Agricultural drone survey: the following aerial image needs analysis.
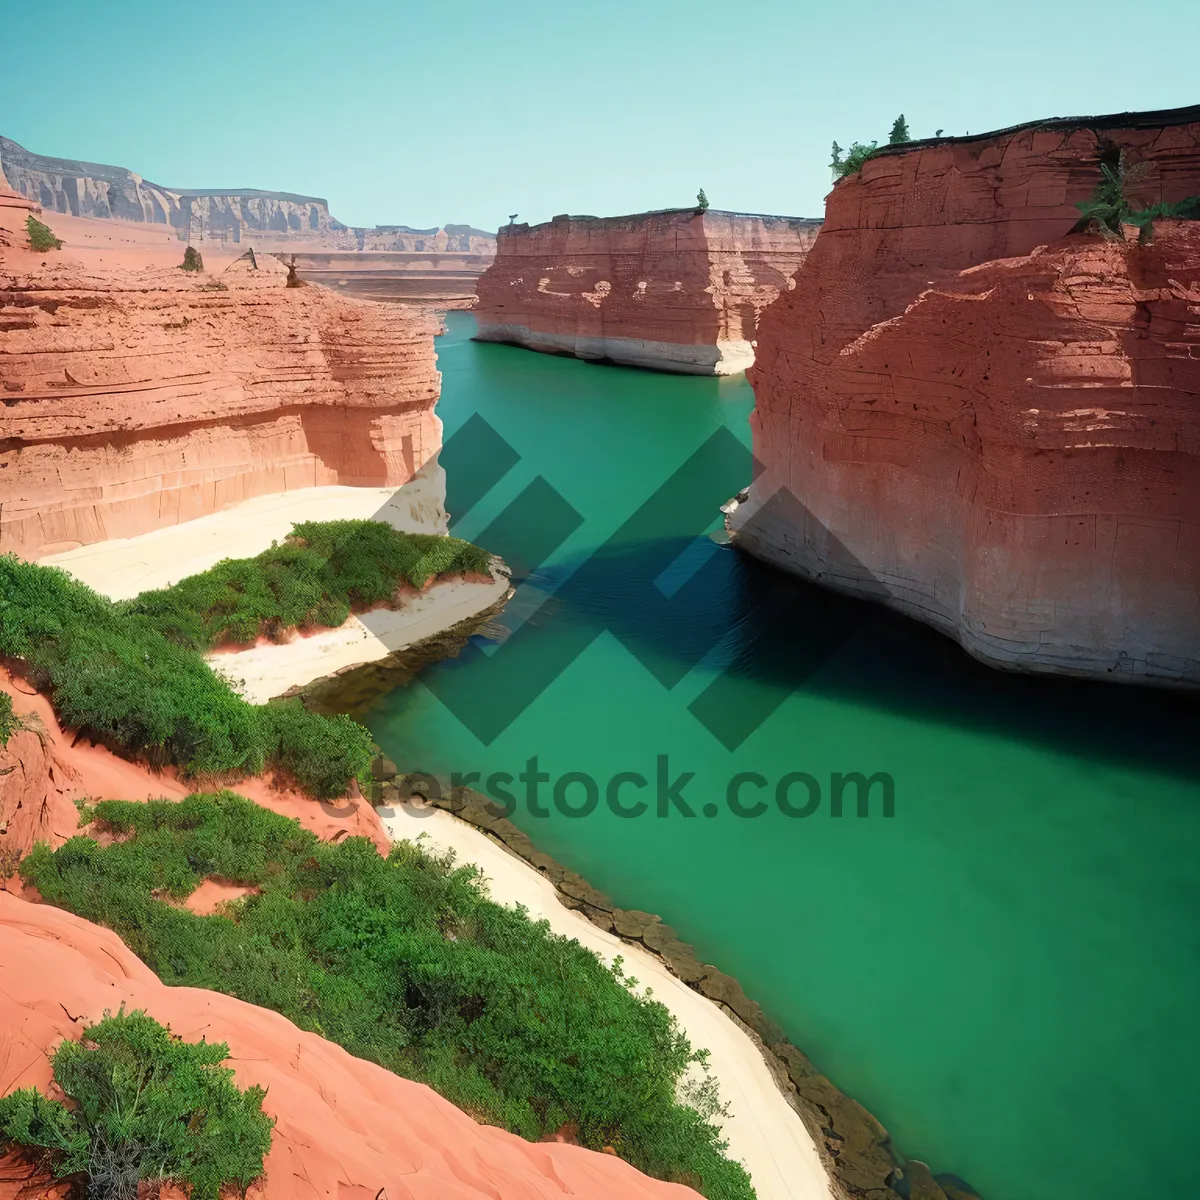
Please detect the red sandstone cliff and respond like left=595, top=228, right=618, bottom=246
left=473, top=209, right=822, bottom=374
left=731, top=106, right=1200, bottom=686
left=0, top=242, right=441, bottom=560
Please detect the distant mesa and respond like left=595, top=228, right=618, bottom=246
left=473, top=208, right=823, bottom=374
left=0, top=134, right=496, bottom=304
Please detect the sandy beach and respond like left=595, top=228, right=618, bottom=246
left=380, top=802, right=834, bottom=1200
left=40, top=473, right=447, bottom=601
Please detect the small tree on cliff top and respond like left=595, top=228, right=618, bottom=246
left=181, top=245, right=204, bottom=272
left=26, top=215, right=62, bottom=252
left=889, top=114, right=912, bottom=144
left=696, top=188, right=710, bottom=213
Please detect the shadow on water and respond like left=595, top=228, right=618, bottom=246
left=435, top=532, right=1200, bottom=786
left=426, top=312, right=1198, bottom=781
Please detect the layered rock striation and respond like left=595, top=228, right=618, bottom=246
left=473, top=209, right=822, bottom=373
left=0, top=253, right=441, bottom=559
left=731, top=105, right=1200, bottom=686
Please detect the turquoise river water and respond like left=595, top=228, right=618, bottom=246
left=368, top=312, right=1200, bottom=1200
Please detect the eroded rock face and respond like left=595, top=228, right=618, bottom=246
left=0, top=719, right=80, bottom=889
left=732, top=108, right=1200, bottom=686
left=0, top=172, right=39, bottom=251
left=0, top=255, right=441, bottom=559
left=473, top=209, right=822, bottom=374
left=0, top=896, right=700, bottom=1200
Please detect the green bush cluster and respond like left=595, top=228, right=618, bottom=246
left=1075, top=150, right=1200, bottom=239
left=0, top=1008, right=273, bottom=1200
left=26, top=215, right=62, bottom=252
left=125, top=520, right=493, bottom=652
left=830, top=113, right=914, bottom=179
left=0, top=690, right=20, bottom=747
left=22, top=793, right=753, bottom=1200
left=0, top=554, right=372, bottom=797
left=831, top=141, right=880, bottom=178
left=181, top=245, right=204, bottom=272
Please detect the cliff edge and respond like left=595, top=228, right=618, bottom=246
left=0, top=244, right=441, bottom=559
left=473, top=209, right=821, bottom=374
left=731, top=105, right=1200, bottom=686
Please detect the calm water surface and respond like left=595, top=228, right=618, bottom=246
left=368, top=312, right=1200, bottom=1200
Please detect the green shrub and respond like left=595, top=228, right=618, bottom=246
left=833, top=114, right=913, bottom=179
left=125, top=520, right=493, bottom=652
left=834, top=140, right=880, bottom=178
left=258, top=700, right=375, bottom=800
left=0, top=1008, right=273, bottom=1200
left=1075, top=150, right=1200, bottom=239
left=26, top=215, right=62, bottom=252
left=0, top=554, right=370, bottom=797
left=0, top=691, right=22, bottom=747
left=23, top=794, right=753, bottom=1200
left=181, top=245, right=204, bottom=272
left=696, top=188, right=710, bottom=213
left=0, top=520, right=490, bottom=797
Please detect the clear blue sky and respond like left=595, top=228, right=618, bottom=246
left=3, top=0, right=1196, bottom=232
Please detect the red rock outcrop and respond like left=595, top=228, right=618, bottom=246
left=731, top=106, right=1200, bottom=686
left=0, top=173, right=38, bottom=252
left=0, top=896, right=699, bottom=1200
left=473, top=209, right=822, bottom=373
left=0, top=248, right=441, bottom=560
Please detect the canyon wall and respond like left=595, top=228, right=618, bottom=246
left=0, top=248, right=441, bottom=560
left=473, top=209, right=822, bottom=373
left=731, top=105, right=1200, bottom=686
left=0, top=135, right=497, bottom=301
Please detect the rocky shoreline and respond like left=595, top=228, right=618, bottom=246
left=278, top=588, right=513, bottom=713
left=375, top=769, right=981, bottom=1200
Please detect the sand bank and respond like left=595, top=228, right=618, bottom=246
left=39, top=472, right=447, bottom=601
left=212, top=566, right=512, bottom=703
left=379, top=802, right=834, bottom=1200
left=35, top=474, right=513, bottom=705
